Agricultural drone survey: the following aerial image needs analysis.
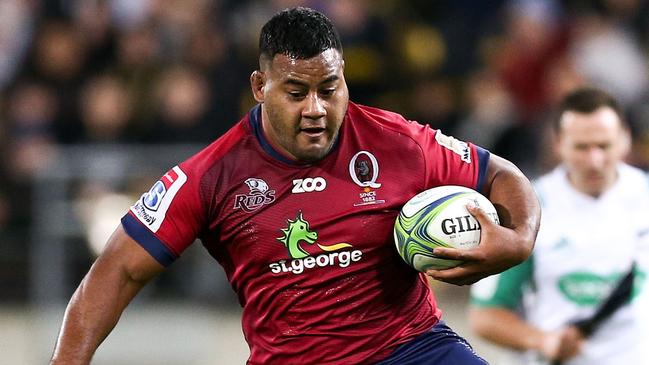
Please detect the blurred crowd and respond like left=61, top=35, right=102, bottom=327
left=2, top=0, right=649, bottom=303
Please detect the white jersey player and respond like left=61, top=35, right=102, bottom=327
left=469, top=87, right=649, bottom=365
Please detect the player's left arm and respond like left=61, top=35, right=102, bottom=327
left=427, top=153, right=541, bottom=285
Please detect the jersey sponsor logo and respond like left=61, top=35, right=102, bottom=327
left=131, top=166, right=187, bottom=232
left=234, top=178, right=276, bottom=212
left=558, top=271, right=646, bottom=305
left=435, top=131, right=471, bottom=163
left=269, top=211, right=363, bottom=274
left=292, top=177, right=327, bottom=193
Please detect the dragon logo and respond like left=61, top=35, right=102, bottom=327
left=277, top=212, right=353, bottom=259
left=278, top=212, right=319, bottom=259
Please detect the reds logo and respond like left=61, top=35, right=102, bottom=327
left=233, top=178, right=276, bottom=212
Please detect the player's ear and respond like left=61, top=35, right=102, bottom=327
left=250, top=70, right=266, bottom=103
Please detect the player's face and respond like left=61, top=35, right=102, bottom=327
left=252, top=49, right=349, bottom=163
left=557, top=107, right=629, bottom=197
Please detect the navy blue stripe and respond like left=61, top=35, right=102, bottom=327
left=121, top=214, right=177, bottom=267
left=475, top=146, right=490, bottom=192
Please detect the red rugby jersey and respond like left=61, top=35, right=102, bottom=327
left=122, top=101, right=489, bottom=364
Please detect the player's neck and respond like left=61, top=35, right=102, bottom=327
left=259, top=107, right=301, bottom=163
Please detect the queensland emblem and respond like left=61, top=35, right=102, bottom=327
left=233, top=178, right=276, bottom=212
left=349, top=151, right=381, bottom=188
left=349, top=151, right=385, bottom=206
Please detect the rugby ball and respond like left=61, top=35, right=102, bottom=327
left=394, top=185, right=500, bottom=271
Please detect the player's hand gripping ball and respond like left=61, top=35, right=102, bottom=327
left=394, top=185, right=500, bottom=271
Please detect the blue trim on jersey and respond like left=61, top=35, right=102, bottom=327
left=376, top=321, right=488, bottom=365
left=121, top=214, right=177, bottom=267
left=475, top=146, right=490, bottom=192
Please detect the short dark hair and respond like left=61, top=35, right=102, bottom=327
left=555, top=87, right=625, bottom=132
left=259, top=7, right=342, bottom=64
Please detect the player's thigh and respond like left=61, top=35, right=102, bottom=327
left=376, top=321, right=488, bottom=365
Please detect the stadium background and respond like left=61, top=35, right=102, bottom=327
left=1, top=0, right=649, bottom=363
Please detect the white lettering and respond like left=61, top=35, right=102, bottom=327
left=359, top=191, right=376, bottom=198
left=316, top=254, right=329, bottom=266
left=291, top=259, right=305, bottom=274
left=338, top=251, right=351, bottom=267
left=269, top=250, right=364, bottom=275
left=279, top=260, right=291, bottom=272
left=351, top=250, right=362, bottom=261
left=269, top=263, right=281, bottom=274
left=292, top=177, right=327, bottom=193
left=303, top=256, right=316, bottom=269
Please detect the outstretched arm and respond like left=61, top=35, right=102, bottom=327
left=50, top=225, right=164, bottom=365
left=469, top=307, right=584, bottom=361
left=427, top=154, right=541, bottom=285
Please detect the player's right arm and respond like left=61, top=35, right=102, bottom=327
left=49, top=225, right=165, bottom=365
